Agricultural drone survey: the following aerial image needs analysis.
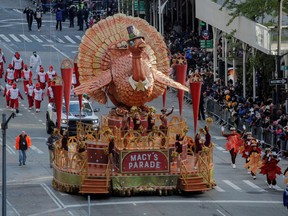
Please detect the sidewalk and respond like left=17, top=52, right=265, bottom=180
left=0, top=0, right=33, bottom=9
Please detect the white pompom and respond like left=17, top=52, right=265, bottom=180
left=243, top=125, right=246, bottom=130
left=221, top=126, right=224, bottom=132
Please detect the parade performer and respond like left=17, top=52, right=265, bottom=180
left=203, top=125, right=211, bottom=147
left=159, top=106, right=174, bottom=135
left=11, top=52, right=24, bottom=81
left=260, top=151, right=282, bottom=189
left=37, top=66, right=47, bottom=90
left=5, top=64, right=15, bottom=83
left=0, top=48, right=6, bottom=89
left=26, top=79, right=34, bottom=110
left=46, top=65, right=57, bottom=84
left=33, top=83, right=44, bottom=113
left=108, top=136, right=115, bottom=172
left=132, top=112, right=142, bottom=132
left=175, top=134, right=184, bottom=172
left=46, top=81, right=54, bottom=103
left=147, top=107, right=156, bottom=133
left=121, top=110, right=130, bottom=137
left=194, top=131, right=203, bottom=170
left=221, top=127, right=245, bottom=169
left=21, top=64, right=32, bottom=94
left=29, top=51, right=42, bottom=80
left=3, top=80, right=13, bottom=108
left=244, top=143, right=261, bottom=180
left=7, top=83, right=24, bottom=113
left=240, top=132, right=253, bottom=163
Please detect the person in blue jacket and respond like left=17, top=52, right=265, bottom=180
left=56, top=8, right=62, bottom=31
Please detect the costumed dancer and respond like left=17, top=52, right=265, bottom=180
left=159, top=106, right=174, bottom=135
left=0, top=48, right=6, bottom=90
left=46, top=81, right=54, bottom=103
left=3, top=80, right=13, bottom=108
left=194, top=131, right=203, bottom=170
left=132, top=112, right=142, bottom=132
left=37, top=66, right=47, bottom=90
left=221, top=126, right=245, bottom=169
left=260, top=150, right=282, bottom=189
left=147, top=107, right=156, bottom=133
left=26, top=79, right=34, bottom=110
left=121, top=110, right=129, bottom=137
left=46, top=65, right=57, bottom=84
left=33, top=83, right=44, bottom=113
left=203, top=125, right=211, bottom=148
left=5, top=64, right=16, bottom=83
left=21, top=64, right=32, bottom=94
left=11, top=52, right=24, bottom=81
left=175, top=134, right=184, bottom=172
left=240, top=132, right=253, bottom=164
left=7, top=83, right=24, bottom=113
left=108, top=136, right=115, bottom=172
left=244, top=142, right=262, bottom=180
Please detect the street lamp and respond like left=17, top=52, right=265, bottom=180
left=1, top=112, right=16, bottom=216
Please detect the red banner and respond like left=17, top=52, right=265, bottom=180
left=175, top=64, right=187, bottom=116
left=61, top=68, right=73, bottom=115
left=122, top=151, right=169, bottom=173
left=51, top=84, right=63, bottom=130
left=190, top=82, right=202, bottom=134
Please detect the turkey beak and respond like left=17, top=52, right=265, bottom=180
left=138, top=40, right=146, bottom=50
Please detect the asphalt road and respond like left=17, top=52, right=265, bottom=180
left=0, top=1, right=288, bottom=216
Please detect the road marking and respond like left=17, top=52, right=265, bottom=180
left=215, top=146, right=226, bottom=151
left=7, top=198, right=21, bottom=216
left=41, top=183, right=65, bottom=209
left=9, top=34, right=21, bottom=42
left=12, top=9, right=22, bottom=14
left=213, top=136, right=226, bottom=140
left=30, top=34, right=44, bottom=43
left=216, top=209, right=226, bottom=216
left=222, top=180, right=243, bottom=192
left=243, top=180, right=267, bottom=192
left=0, top=138, right=16, bottom=154
left=214, top=186, right=225, bottom=192
left=75, top=35, right=82, bottom=41
left=0, top=34, right=11, bottom=42
left=43, top=44, right=70, bottom=58
left=274, top=185, right=283, bottom=191
left=19, top=34, right=32, bottom=42
left=64, top=35, right=76, bottom=44
left=55, top=37, right=65, bottom=43
left=41, top=35, right=53, bottom=43
left=30, top=145, right=44, bottom=154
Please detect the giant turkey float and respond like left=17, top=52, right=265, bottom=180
left=51, top=13, right=215, bottom=196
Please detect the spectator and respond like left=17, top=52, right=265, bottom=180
left=56, top=8, right=63, bottom=31
left=23, top=6, right=34, bottom=31
left=34, top=6, right=43, bottom=31
left=15, top=131, right=32, bottom=166
left=68, top=4, right=76, bottom=28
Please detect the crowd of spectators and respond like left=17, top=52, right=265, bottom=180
left=164, top=23, right=288, bottom=155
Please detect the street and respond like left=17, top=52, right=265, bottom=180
left=0, top=1, right=288, bottom=216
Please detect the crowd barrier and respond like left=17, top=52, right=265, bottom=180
left=205, top=97, right=288, bottom=157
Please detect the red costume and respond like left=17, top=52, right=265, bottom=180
left=3, top=81, right=13, bottom=107
left=222, top=127, right=244, bottom=168
left=37, top=66, right=47, bottom=90
left=11, top=52, right=24, bottom=80
left=21, top=64, right=32, bottom=94
left=7, top=83, right=23, bottom=113
left=260, top=152, right=282, bottom=188
left=46, top=82, right=54, bottom=103
left=26, top=80, right=34, bottom=109
left=0, top=48, right=6, bottom=78
left=46, top=65, right=57, bottom=85
left=5, top=64, right=16, bottom=83
left=32, top=83, right=43, bottom=112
